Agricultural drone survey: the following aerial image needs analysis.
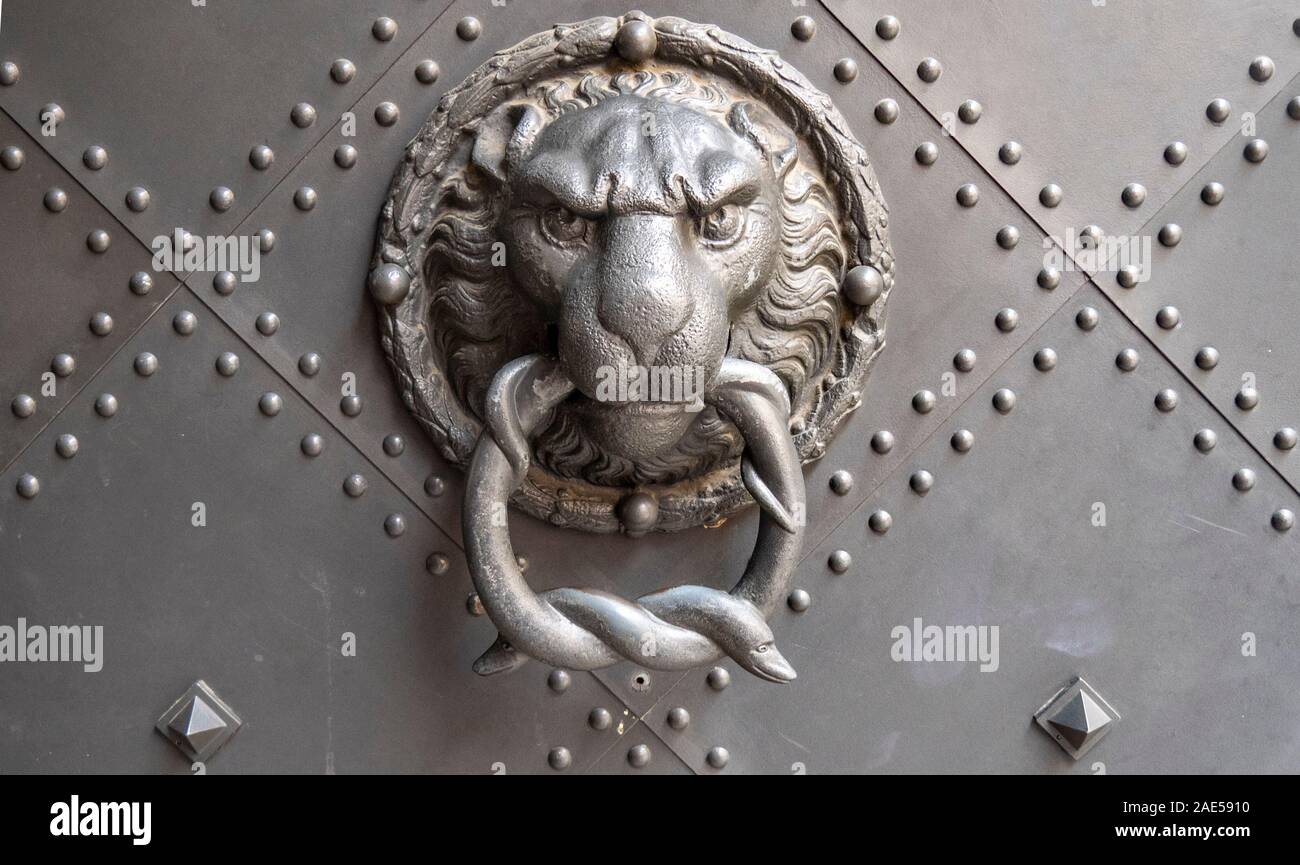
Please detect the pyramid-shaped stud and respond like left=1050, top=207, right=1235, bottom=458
left=1033, top=677, right=1119, bottom=760
left=156, top=680, right=242, bottom=764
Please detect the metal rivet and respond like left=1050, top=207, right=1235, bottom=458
left=589, top=707, right=613, bottom=730
left=547, top=669, right=571, bottom=692
left=298, top=352, right=321, bottom=377
left=368, top=263, right=411, bottom=306
left=83, top=144, right=107, bottom=171
left=466, top=593, right=484, bottom=616
left=1288, top=96, right=1300, bottom=120
left=1080, top=225, right=1103, bottom=249
left=996, top=225, right=1019, bottom=249
left=343, top=474, right=367, bottom=497
left=334, top=144, right=357, bottom=169
left=89, top=312, right=114, bottom=337
left=998, top=141, right=1022, bottom=165
left=791, top=16, right=816, bottom=41
left=1154, top=388, right=1178, bottom=412
left=957, top=99, right=982, bottom=124
left=1037, top=266, right=1061, bottom=290
left=829, top=470, right=853, bottom=495
left=833, top=58, right=858, bottom=83
left=12, top=394, right=36, bottom=418
left=706, top=747, right=730, bottom=769
left=43, top=187, right=68, bottom=212
left=1194, top=429, right=1217, bottom=452
left=1235, top=387, right=1259, bottom=410
left=667, top=707, right=690, bottom=730
left=1158, top=224, right=1182, bottom=247
left=55, top=434, right=79, bottom=459
left=1121, top=183, right=1146, bottom=208
left=871, top=430, right=894, bottom=454
left=951, top=428, right=974, bottom=452
left=1272, top=509, right=1295, bottom=532
left=992, top=388, right=1016, bottom=414
left=875, top=15, right=900, bottom=40
left=912, top=389, right=936, bottom=414
left=1249, top=56, right=1274, bottom=82
left=915, top=141, right=939, bottom=165
left=956, top=183, right=979, bottom=207
left=1164, top=141, right=1188, bottom=165
left=841, top=264, right=884, bottom=306
left=208, top=272, right=234, bottom=297
left=293, top=186, right=317, bottom=211
left=0, top=61, right=18, bottom=86
left=627, top=744, right=652, bottom=768
left=909, top=469, right=934, bottom=494
left=1033, top=348, right=1058, bottom=371
left=258, top=228, right=276, bottom=253
left=290, top=102, right=316, bottom=128
left=873, top=98, right=899, bottom=124
left=372, top=17, right=398, bottom=42
left=1201, top=182, right=1225, bottom=205
left=374, top=102, right=400, bottom=127
left=382, top=434, right=405, bottom=457
left=869, top=510, right=893, bottom=534
left=415, top=60, right=440, bottom=84
left=255, top=312, right=280, bottom=336
left=16, top=473, right=40, bottom=499
left=706, top=667, right=730, bottom=690
left=1273, top=428, right=1298, bottom=451
left=86, top=229, right=111, bottom=253
left=954, top=348, right=976, bottom=372
left=249, top=145, right=274, bottom=170
left=547, top=747, right=571, bottom=771
left=456, top=16, right=482, bottom=42
left=132, top=352, right=157, bottom=377
left=209, top=186, right=235, bottom=212
left=215, top=352, right=239, bottom=377
left=127, top=272, right=153, bottom=296
left=173, top=310, right=197, bottom=335
left=125, top=187, right=150, bottom=213
left=424, top=475, right=446, bottom=497
left=384, top=514, right=407, bottom=537
left=258, top=393, right=282, bottom=416
left=330, top=58, right=356, bottom=84
left=341, top=395, right=363, bottom=417
left=1232, top=468, right=1256, bottom=492
left=425, top=552, right=449, bottom=575
left=301, top=433, right=324, bottom=457
left=1116, top=348, right=1139, bottom=371
left=1194, top=346, right=1219, bottom=370
left=828, top=550, right=851, bottom=573
left=917, top=57, right=942, bottom=83
left=787, top=589, right=811, bottom=612
left=0, top=145, right=23, bottom=171
left=1039, top=184, right=1062, bottom=208
left=995, top=308, right=1019, bottom=332
left=51, top=353, right=76, bottom=377
left=1155, top=306, right=1180, bottom=330
left=1243, top=139, right=1268, bottom=163
left=94, top=393, right=118, bottom=417
left=1206, top=98, right=1231, bottom=123
left=1116, top=265, right=1140, bottom=289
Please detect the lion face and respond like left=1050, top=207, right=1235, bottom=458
left=480, top=95, right=783, bottom=461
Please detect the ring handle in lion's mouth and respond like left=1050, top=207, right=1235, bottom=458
left=462, top=354, right=806, bottom=682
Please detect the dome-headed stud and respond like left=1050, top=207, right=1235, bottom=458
left=842, top=264, right=884, bottom=306
left=618, top=491, right=659, bottom=536
left=369, top=263, right=411, bottom=305
left=615, top=19, right=657, bottom=63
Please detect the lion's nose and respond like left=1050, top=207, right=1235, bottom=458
left=595, top=215, right=698, bottom=366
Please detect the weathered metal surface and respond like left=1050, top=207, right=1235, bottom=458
left=1, top=0, right=1297, bottom=773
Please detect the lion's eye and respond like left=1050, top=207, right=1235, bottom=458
left=539, top=206, right=591, bottom=246
left=699, top=204, right=745, bottom=247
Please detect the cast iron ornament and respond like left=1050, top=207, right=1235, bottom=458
left=370, top=12, right=894, bottom=682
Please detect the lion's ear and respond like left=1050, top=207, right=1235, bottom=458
left=471, top=103, right=544, bottom=183
left=727, top=102, right=798, bottom=181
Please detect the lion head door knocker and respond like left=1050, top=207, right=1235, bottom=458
left=369, top=12, right=893, bottom=683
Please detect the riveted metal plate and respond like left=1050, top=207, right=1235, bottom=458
left=0, top=110, right=180, bottom=468
left=825, top=0, right=1300, bottom=248
left=641, top=284, right=1299, bottom=773
left=1096, top=82, right=1300, bottom=491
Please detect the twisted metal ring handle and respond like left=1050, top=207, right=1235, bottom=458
left=463, top=354, right=806, bottom=682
